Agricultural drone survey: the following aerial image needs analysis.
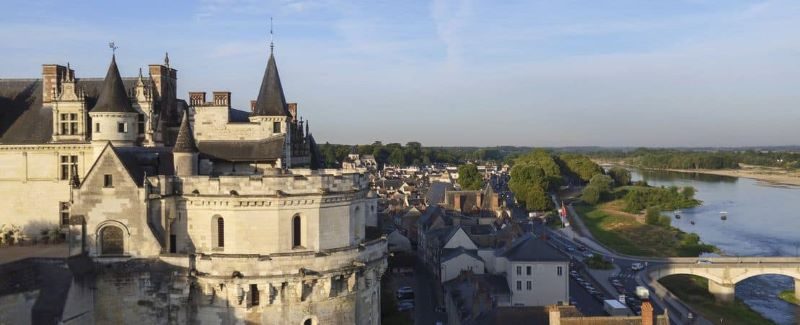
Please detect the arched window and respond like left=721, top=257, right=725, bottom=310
left=101, top=226, right=124, bottom=255
left=293, top=215, right=302, bottom=248
left=217, top=217, right=225, bottom=248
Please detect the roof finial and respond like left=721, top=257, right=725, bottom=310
left=108, top=41, right=118, bottom=56
left=164, top=52, right=170, bottom=68
left=270, top=17, right=274, bottom=54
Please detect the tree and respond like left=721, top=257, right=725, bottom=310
left=457, top=164, right=483, bottom=190
left=645, top=207, right=661, bottom=225
left=524, top=185, right=552, bottom=211
left=581, top=186, right=601, bottom=205
left=388, top=148, right=405, bottom=166
left=682, top=186, right=696, bottom=199
left=559, top=154, right=604, bottom=183
left=588, top=174, right=613, bottom=194
left=607, top=167, right=631, bottom=186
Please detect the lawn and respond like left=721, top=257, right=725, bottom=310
left=574, top=202, right=680, bottom=257
left=659, top=275, right=774, bottom=325
left=575, top=200, right=715, bottom=257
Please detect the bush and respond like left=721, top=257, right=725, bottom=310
left=585, top=255, right=613, bottom=270
left=581, top=186, right=601, bottom=205
left=645, top=207, right=661, bottom=225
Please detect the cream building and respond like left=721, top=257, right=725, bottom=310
left=0, top=48, right=386, bottom=325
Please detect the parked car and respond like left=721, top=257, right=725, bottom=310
left=630, top=263, right=644, bottom=271
left=583, top=252, right=594, bottom=258
left=397, top=302, right=414, bottom=312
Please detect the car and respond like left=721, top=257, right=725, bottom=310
left=397, top=302, right=414, bottom=312
left=577, top=245, right=587, bottom=252
left=610, top=279, right=622, bottom=286
left=566, top=246, right=576, bottom=252
left=583, top=252, right=594, bottom=258
left=398, top=299, right=415, bottom=306
left=630, top=263, right=644, bottom=271
left=570, top=271, right=579, bottom=277
left=697, top=259, right=712, bottom=264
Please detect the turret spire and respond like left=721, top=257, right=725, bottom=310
left=270, top=17, right=274, bottom=54
left=90, top=54, right=135, bottom=113
left=173, top=110, right=198, bottom=153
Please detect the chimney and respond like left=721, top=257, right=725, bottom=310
left=641, top=299, right=656, bottom=325
left=189, top=92, right=206, bottom=106
left=212, top=91, right=231, bottom=107
left=475, top=193, right=483, bottom=210
left=250, top=100, right=257, bottom=113
left=287, top=102, right=298, bottom=121
left=453, top=194, right=462, bottom=212
left=42, top=64, right=67, bottom=103
left=548, top=305, right=562, bottom=325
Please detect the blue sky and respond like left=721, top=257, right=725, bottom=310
left=2, top=0, right=799, bottom=147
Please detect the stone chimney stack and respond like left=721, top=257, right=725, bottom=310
left=212, top=91, right=231, bottom=108
left=641, top=299, right=656, bottom=325
left=189, top=92, right=206, bottom=106
left=287, top=102, right=298, bottom=122
left=453, top=194, right=462, bottom=212
left=42, top=64, right=67, bottom=103
left=250, top=100, right=257, bottom=113
left=548, top=305, right=562, bottom=325
left=475, top=193, right=483, bottom=210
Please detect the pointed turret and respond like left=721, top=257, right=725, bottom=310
left=173, top=111, right=199, bottom=176
left=91, top=55, right=135, bottom=113
left=173, top=111, right=197, bottom=153
left=252, top=53, right=289, bottom=116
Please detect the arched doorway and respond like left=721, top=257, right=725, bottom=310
left=101, top=226, right=124, bottom=255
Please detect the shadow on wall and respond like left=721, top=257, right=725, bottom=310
left=20, top=219, right=62, bottom=242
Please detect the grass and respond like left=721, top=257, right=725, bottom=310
left=574, top=200, right=715, bottom=257
left=779, top=290, right=798, bottom=305
left=659, top=275, right=774, bottom=325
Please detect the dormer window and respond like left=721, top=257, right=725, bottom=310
left=117, top=122, right=127, bottom=133
left=273, top=122, right=281, bottom=133
left=95, top=123, right=100, bottom=133
left=59, top=113, right=78, bottom=135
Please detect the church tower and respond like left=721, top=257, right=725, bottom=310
left=89, top=55, right=139, bottom=157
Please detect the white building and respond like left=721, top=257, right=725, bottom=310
left=1, top=46, right=387, bottom=325
left=497, top=235, right=569, bottom=306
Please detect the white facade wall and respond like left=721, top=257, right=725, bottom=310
left=506, top=261, right=569, bottom=306
left=440, top=254, right=485, bottom=283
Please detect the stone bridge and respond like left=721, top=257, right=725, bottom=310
left=647, top=257, right=800, bottom=302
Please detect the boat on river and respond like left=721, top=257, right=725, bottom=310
left=720, top=211, right=728, bottom=220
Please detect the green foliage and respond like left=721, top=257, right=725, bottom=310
left=457, top=164, right=483, bottom=190
left=523, top=185, right=552, bottom=211
left=588, top=174, right=613, bottom=193
left=645, top=207, right=661, bottom=225
left=622, top=186, right=700, bottom=213
left=607, top=167, right=631, bottom=186
left=388, top=148, right=406, bottom=166
left=585, top=255, right=614, bottom=270
left=675, top=232, right=715, bottom=256
left=559, top=154, right=604, bottom=183
left=581, top=186, right=601, bottom=205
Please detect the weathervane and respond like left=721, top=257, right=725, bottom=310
left=108, top=41, right=118, bottom=55
left=270, top=17, right=274, bottom=53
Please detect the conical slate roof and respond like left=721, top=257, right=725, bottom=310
left=91, top=55, right=135, bottom=113
left=173, top=111, right=197, bottom=153
left=252, top=53, right=289, bottom=116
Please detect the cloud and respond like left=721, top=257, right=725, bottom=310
left=430, top=0, right=473, bottom=67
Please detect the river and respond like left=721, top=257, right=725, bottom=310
left=630, top=169, right=800, bottom=325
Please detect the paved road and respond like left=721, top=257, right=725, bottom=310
left=412, top=261, right=446, bottom=325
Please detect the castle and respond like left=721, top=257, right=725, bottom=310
left=0, top=48, right=387, bottom=324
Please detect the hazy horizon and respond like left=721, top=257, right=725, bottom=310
left=2, top=0, right=799, bottom=147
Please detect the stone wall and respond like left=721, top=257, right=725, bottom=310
left=0, top=145, right=92, bottom=237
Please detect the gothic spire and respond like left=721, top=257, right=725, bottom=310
left=90, top=54, right=135, bottom=113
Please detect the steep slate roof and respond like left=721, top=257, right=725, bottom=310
left=113, top=146, right=175, bottom=186
left=197, top=136, right=285, bottom=162
left=173, top=111, right=197, bottom=153
left=441, top=246, right=483, bottom=263
left=0, top=79, right=51, bottom=144
left=90, top=55, right=136, bottom=113
left=252, top=54, right=289, bottom=116
left=502, top=234, right=569, bottom=262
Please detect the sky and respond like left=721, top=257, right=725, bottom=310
left=1, top=0, right=799, bottom=147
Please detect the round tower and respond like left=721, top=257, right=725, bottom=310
left=89, top=55, right=139, bottom=155
left=173, top=111, right=198, bottom=176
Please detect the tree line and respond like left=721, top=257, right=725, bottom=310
left=589, top=148, right=800, bottom=170
left=318, top=142, right=536, bottom=168
left=509, top=150, right=604, bottom=211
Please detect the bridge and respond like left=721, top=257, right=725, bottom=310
left=646, top=257, right=800, bottom=303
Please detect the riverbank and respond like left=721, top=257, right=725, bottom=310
left=658, top=275, right=774, bottom=325
left=660, top=165, right=800, bottom=187
left=574, top=201, right=714, bottom=257
left=778, top=290, right=798, bottom=305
